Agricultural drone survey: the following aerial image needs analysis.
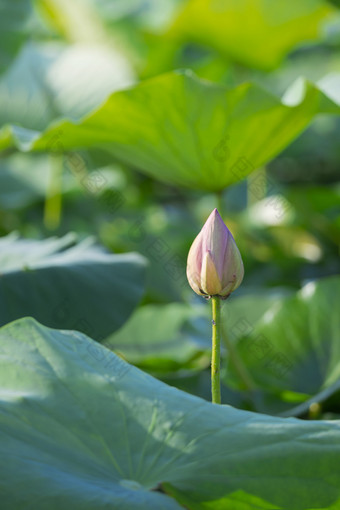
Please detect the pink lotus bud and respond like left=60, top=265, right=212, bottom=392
left=187, top=208, right=244, bottom=299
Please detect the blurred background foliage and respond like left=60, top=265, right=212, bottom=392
left=0, top=0, right=339, bottom=418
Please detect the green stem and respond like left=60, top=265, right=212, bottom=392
left=211, top=296, right=221, bottom=404
left=44, top=154, right=63, bottom=230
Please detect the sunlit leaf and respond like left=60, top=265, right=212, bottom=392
left=1, top=71, right=339, bottom=191
left=171, top=0, right=337, bottom=70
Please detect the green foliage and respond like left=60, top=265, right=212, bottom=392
left=0, top=234, right=147, bottom=339
left=0, top=0, right=33, bottom=74
left=2, top=317, right=340, bottom=509
left=0, top=153, right=51, bottom=209
left=0, top=42, right=134, bottom=131
left=171, top=0, right=336, bottom=70
left=1, top=72, right=339, bottom=191
left=1, top=1, right=340, bottom=505
left=226, top=276, right=340, bottom=409
left=104, top=303, right=210, bottom=371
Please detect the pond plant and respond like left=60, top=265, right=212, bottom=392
left=187, top=208, right=244, bottom=403
left=1, top=1, right=340, bottom=509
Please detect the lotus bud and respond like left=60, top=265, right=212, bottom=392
left=187, top=208, right=244, bottom=299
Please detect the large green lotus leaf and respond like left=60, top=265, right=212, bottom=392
left=1, top=71, right=340, bottom=191
left=171, top=0, right=337, bottom=70
left=226, top=276, right=340, bottom=402
left=104, top=303, right=211, bottom=370
left=1, top=318, right=340, bottom=509
left=0, top=234, right=146, bottom=339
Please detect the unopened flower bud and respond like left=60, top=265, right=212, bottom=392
left=187, top=208, right=244, bottom=299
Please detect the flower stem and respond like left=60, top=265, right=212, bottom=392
left=211, top=296, right=221, bottom=404
left=44, top=154, right=63, bottom=230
